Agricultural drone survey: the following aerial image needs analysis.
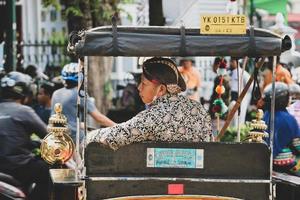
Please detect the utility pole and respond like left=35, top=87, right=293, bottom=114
left=149, top=0, right=165, bottom=26
left=5, top=0, right=16, bottom=72
left=249, top=0, right=254, bottom=25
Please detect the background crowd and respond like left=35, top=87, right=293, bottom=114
left=1, top=55, right=300, bottom=199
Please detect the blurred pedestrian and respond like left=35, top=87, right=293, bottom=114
left=24, top=64, right=49, bottom=81
left=34, top=82, right=55, bottom=123
left=51, top=62, right=116, bottom=143
left=262, top=56, right=294, bottom=89
left=24, top=65, right=38, bottom=79
left=229, top=57, right=252, bottom=126
left=178, top=57, right=201, bottom=102
left=51, top=75, right=64, bottom=91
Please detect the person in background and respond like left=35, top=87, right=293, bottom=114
left=24, top=64, right=49, bottom=81
left=262, top=57, right=294, bottom=90
left=178, top=57, right=201, bottom=102
left=24, top=65, right=50, bottom=106
left=0, top=72, right=49, bottom=200
left=257, top=57, right=295, bottom=110
left=51, top=75, right=64, bottom=91
left=87, top=57, right=212, bottom=150
left=229, top=57, right=252, bottom=126
left=263, top=82, right=300, bottom=175
left=51, top=62, right=116, bottom=143
left=34, top=82, right=55, bottom=124
left=287, top=83, right=300, bottom=128
left=24, top=65, right=38, bottom=79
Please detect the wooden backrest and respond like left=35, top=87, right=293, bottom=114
left=85, top=142, right=270, bottom=179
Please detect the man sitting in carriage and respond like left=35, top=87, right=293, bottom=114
left=87, top=57, right=213, bottom=150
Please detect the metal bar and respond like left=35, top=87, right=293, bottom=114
left=5, top=0, right=16, bottom=71
left=88, top=176, right=271, bottom=184
left=269, top=56, right=277, bottom=199
left=83, top=56, right=88, bottom=176
left=236, top=59, right=241, bottom=142
left=237, top=57, right=248, bottom=142
left=75, top=60, right=82, bottom=180
left=273, top=172, right=300, bottom=186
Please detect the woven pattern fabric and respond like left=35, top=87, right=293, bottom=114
left=87, top=94, right=212, bottom=150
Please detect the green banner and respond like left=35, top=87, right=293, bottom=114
left=253, top=0, right=288, bottom=16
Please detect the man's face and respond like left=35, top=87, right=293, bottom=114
left=138, top=75, right=161, bottom=104
left=182, top=60, right=193, bottom=68
left=212, top=62, right=220, bottom=73
left=37, top=88, right=50, bottom=106
left=230, top=59, right=238, bottom=70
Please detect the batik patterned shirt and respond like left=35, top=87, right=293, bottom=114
left=87, top=93, right=212, bottom=150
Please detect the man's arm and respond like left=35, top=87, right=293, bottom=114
left=84, top=96, right=116, bottom=127
left=22, top=106, right=48, bottom=138
left=89, top=110, right=116, bottom=127
left=87, top=109, right=158, bottom=150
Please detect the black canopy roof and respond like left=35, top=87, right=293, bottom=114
left=68, top=26, right=291, bottom=57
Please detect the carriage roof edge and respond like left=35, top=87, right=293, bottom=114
left=68, top=25, right=292, bottom=58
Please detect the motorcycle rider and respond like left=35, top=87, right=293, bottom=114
left=51, top=63, right=115, bottom=143
left=0, top=71, right=49, bottom=200
left=263, top=82, right=300, bottom=174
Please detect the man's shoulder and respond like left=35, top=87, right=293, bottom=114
left=277, top=111, right=298, bottom=125
left=179, top=95, right=207, bottom=110
left=52, top=87, right=76, bottom=99
left=53, top=87, right=67, bottom=94
left=6, top=103, right=35, bottom=116
left=19, top=104, right=36, bottom=113
left=52, top=88, right=62, bottom=96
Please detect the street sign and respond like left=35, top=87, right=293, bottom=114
left=200, top=14, right=247, bottom=35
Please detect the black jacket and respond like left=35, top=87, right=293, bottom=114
left=0, top=101, right=47, bottom=170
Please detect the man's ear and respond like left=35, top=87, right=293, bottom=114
left=22, top=96, right=29, bottom=105
left=157, top=84, right=167, bottom=96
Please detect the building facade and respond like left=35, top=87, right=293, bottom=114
left=20, top=0, right=68, bottom=73
left=0, top=0, right=68, bottom=73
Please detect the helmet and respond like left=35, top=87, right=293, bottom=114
left=263, top=82, right=289, bottom=110
left=0, top=71, right=32, bottom=98
left=289, top=83, right=300, bottom=97
left=288, top=83, right=300, bottom=103
left=61, top=63, right=79, bottom=82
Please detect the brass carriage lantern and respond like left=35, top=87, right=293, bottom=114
left=247, top=109, right=269, bottom=143
left=40, top=103, right=75, bottom=165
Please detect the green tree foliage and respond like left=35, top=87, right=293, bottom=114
left=43, top=0, right=62, bottom=10
left=42, top=0, right=134, bottom=113
left=42, top=0, right=133, bottom=30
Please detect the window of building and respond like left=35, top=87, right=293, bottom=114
left=41, top=10, right=46, bottom=22
left=123, top=57, right=134, bottom=72
left=41, top=28, right=46, bottom=38
left=50, top=10, right=57, bottom=22
left=52, top=28, right=56, bottom=34
left=62, top=27, right=67, bottom=36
